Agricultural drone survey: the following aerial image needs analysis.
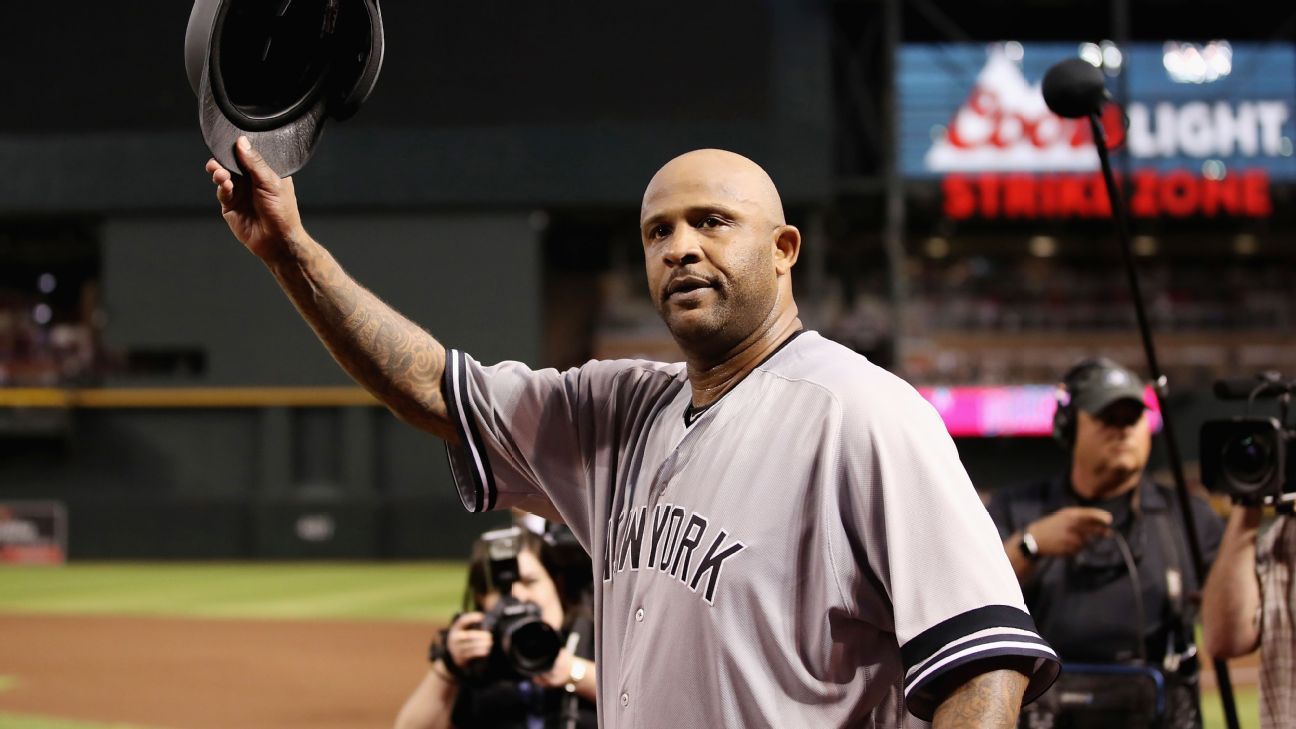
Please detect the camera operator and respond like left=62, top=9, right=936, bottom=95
left=394, top=527, right=597, bottom=729
left=986, top=358, right=1224, bottom=728
left=1202, top=503, right=1295, bottom=728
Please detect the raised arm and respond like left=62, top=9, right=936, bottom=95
left=205, top=137, right=457, bottom=441
left=1201, top=505, right=1263, bottom=659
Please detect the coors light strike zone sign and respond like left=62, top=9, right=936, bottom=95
left=899, top=43, right=1296, bottom=220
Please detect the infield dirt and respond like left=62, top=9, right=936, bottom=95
left=0, top=613, right=437, bottom=729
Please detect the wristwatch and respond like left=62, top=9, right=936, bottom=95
left=1018, top=530, right=1041, bottom=561
left=565, top=658, right=588, bottom=693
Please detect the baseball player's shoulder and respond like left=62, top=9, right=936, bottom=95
left=575, top=356, right=685, bottom=381
left=570, top=356, right=687, bottom=398
left=759, top=330, right=937, bottom=423
left=472, top=353, right=684, bottom=393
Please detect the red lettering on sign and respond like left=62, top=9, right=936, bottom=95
left=1056, top=176, right=1088, bottom=217
left=941, top=169, right=1272, bottom=219
left=1003, top=175, right=1036, bottom=217
left=1242, top=170, right=1272, bottom=216
left=1100, top=105, right=1126, bottom=150
left=943, top=85, right=1125, bottom=153
left=943, top=175, right=976, bottom=219
left=947, top=89, right=997, bottom=149
left=1199, top=175, right=1238, bottom=216
left=1159, top=170, right=1198, bottom=217
left=1129, top=171, right=1158, bottom=217
left=977, top=174, right=1001, bottom=217
left=1087, top=175, right=1113, bottom=217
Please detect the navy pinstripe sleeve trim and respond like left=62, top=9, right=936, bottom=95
left=901, top=605, right=1060, bottom=720
left=443, top=349, right=497, bottom=512
left=901, top=604, right=1038, bottom=668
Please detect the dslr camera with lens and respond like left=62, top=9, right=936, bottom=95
left=464, top=526, right=564, bottom=680
left=1199, top=374, right=1296, bottom=510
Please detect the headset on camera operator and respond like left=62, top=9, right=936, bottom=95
left=986, top=358, right=1224, bottom=729
left=394, top=524, right=597, bottom=729
left=1201, top=374, right=1296, bottom=729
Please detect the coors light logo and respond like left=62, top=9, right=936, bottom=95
left=925, top=50, right=1126, bottom=173
left=926, top=47, right=1282, bottom=219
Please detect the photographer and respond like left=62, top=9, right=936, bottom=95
left=394, top=527, right=597, bottom=729
left=1202, top=505, right=1294, bottom=728
left=986, top=358, right=1224, bottom=728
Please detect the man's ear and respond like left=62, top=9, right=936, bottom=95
left=772, top=225, right=801, bottom=275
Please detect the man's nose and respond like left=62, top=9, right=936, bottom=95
left=662, top=227, right=702, bottom=267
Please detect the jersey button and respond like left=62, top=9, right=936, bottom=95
left=620, top=692, right=629, bottom=707
left=635, top=608, right=645, bottom=622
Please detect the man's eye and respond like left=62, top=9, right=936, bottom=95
left=650, top=225, right=670, bottom=239
left=699, top=216, right=723, bottom=228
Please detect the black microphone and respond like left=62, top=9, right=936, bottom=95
left=1042, top=57, right=1111, bottom=118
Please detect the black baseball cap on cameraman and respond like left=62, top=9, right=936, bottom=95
left=1055, top=358, right=1148, bottom=447
left=1069, top=359, right=1147, bottom=417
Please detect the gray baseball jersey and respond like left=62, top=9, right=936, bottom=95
left=444, top=330, right=1059, bottom=728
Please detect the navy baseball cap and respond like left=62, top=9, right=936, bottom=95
left=1069, top=360, right=1147, bottom=414
left=185, top=0, right=384, bottom=177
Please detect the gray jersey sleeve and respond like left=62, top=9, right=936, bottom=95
left=441, top=348, right=680, bottom=548
left=839, top=376, right=1060, bottom=720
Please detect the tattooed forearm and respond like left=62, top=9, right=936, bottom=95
left=932, top=668, right=1027, bottom=729
left=269, top=233, right=457, bottom=441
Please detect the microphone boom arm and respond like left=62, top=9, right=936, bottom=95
left=1087, top=112, right=1242, bottom=729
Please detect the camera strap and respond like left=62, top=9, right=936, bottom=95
left=1147, top=508, right=1195, bottom=674
left=1110, top=526, right=1148, bottom=664
left=433, top=621, right=474, bottom=682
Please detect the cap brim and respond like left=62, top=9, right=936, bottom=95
left=198, top=57, right=327, bottom=178
left=1075, top=387, right=1147, bottom=414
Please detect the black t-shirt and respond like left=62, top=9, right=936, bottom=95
left=1082, top=491, right=1132, bottom=531
left=451, top=677, right=597, bottom=729
left=986, top=476, right=1224, bottom=666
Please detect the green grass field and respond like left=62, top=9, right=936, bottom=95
left=0, top=562, right=466, bottom=622
left=0, top=713, right=162, bottom=729
left=1202, top=686, right=1261, bottom=729
left=0, top=563, right=1263, bottom=729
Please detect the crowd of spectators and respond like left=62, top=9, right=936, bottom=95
left=824, top=255, right=1296, bottom=388
left=0, top=280, right=105, bottom=387
left=911, top=257, right=1294, bottom=334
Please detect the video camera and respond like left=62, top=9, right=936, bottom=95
left=1199, top=373, right=1296, bottom=510
left=466, top=526, right=564, bottom=680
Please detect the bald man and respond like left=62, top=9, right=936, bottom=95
left=206, top=143, right=1058, bottom=728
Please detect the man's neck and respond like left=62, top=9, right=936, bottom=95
left=685, top=310, right=802, bottom=408
left=1070, top=462, right=1142, bottom=502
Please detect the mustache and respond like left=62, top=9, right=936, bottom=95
left=660, top=271, right=720, bottom=301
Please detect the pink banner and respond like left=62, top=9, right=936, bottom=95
left=917, top=385, right=1163, bottom=438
